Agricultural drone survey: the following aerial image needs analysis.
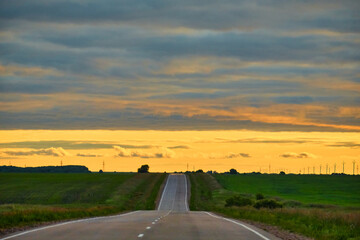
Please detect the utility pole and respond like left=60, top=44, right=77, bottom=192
left=342, top=161, right=345, bottom=174
left=103, top=161, right=105, bottom=172
left=187, top=163, right=189, bottom=172
left=326, top=163, right=328, bottom=175
left=269, top=164, right=271, bottom=174
left=353, top=161, right=356, bottom=175
left=313, top=166, right=315, bottom=174
left=334, top=163, right=336, bottom=174
left=320, top=164, right=322, bottom=175
left=308, top=167, right=310, bottom=174
left=61, top=160, right=63, bottom=167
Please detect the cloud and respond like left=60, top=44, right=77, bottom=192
left=209, top=152, right=251, bottom=159
left=215, top=138, right=318, bottom=144
left=327, top=142, right=360, bottom=148
left=168, top=145, right=190, bottom=149
left=2, top=109, right=356, bottom=132
left=0, top=141, right=155, bottom=149
left=280, top=152, right=317, bottom=159
left=225, top=153, right=251, bottom=158
left=0, top=0, right=358, bottom=33
left=76, top=153, right=103, bottom=157
left=3, top=147, right=69, bottom=157
left=113, top=146, right=175, bottom=158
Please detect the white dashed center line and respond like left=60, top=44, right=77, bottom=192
left=146, top=226, right=151, bottom=230
left=138, top=233, right=144, bottom=238
left=152, top=222, right=155, bottom=224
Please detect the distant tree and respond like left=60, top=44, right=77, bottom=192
left=279, top=171, right=285, bottom=175
left=0, top=165, right=90, bottom=173
left=229, top=168, right=238, bottom=174
left=196, top=169, right=204, bottom=173
left=99, top=169, right=103, bottom=173
left=138, top=164, right=149, bottom=173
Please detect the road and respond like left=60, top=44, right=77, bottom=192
left=1, top=174, right=280, bottom=240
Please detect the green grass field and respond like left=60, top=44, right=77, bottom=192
left=0, top=173, right=133, bottom=205
left=189, top=173, right=360, bottom=240
left=214, top=174, right=360, bottom=207
left=0, top=173, right=166, bottom=234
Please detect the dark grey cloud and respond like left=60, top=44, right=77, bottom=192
left=19, top=29, right=357, bottom=63
left=0, top=110, right=353, bottom=132
left=0, top=0, right=359, bottom=131
left=0, top=80, right=68, bottom=94
left=1, top=0, right=359, bottom=33
left=273, top=96, right=314, bottom=104
left=153, top=79, right=303, bottom=94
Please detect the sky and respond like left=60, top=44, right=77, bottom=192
left=0, top=0, right=359, bottom=172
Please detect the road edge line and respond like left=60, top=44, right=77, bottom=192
left=203, top=211, right=271, bottom=240
left=157, top=174, right=170, bottom=210
left=184, top=174, right=189, bottom=211
left=0, top=211, right=141, bottom=240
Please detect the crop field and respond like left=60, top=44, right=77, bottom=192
left=214, top=174, right=360, bottom=207
left=189, top=173, right=360, bottom=240
left=0, top=173, right=166, bottom=234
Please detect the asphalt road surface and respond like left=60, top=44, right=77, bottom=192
left=1, top=174, right=280, bottom=240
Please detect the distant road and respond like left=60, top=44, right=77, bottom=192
left=1, top=174, right=280, bottom=240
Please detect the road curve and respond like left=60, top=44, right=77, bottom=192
left=1, top=174, right=280, bottom=240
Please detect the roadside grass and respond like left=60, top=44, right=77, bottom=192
left=0, top=173, right=166, bottom=234
left=189, top=173, right=360, bottom=240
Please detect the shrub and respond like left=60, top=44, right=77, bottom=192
left=225, top=195, right=253, bottom=207
left=254, top=199, right=282, bottom=209
left=255, top=193, right=264, bottom=200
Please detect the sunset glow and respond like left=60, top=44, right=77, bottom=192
left=1, top=130, right=359, bottom=173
